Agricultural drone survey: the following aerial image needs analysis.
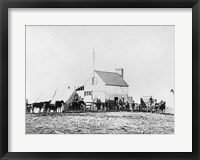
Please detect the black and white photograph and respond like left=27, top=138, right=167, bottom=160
left=26, top=25, right=175, bottom=134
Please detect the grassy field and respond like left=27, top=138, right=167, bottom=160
left=26, top=112, right=174, bottom=134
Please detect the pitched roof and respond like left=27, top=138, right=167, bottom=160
left=95, top=70, right=129, bottom=87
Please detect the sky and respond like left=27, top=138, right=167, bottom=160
left=26, top=25, right=174, bottom=108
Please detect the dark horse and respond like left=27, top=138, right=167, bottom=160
left=55, top=100, right=64, bottom=113
left=31, top=102, right=44, bottom=113
left=159, top=101, right=166, bottom=113
left=43, top=100, right=64, bottom=113
left=155, top=101, right=166, bottom=114
left=43, top=101, right=55, bottom=113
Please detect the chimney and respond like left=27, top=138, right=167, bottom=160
left=115, top=68, right=124, bottom=79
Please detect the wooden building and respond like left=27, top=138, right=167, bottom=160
left=76, top=69, right=129, bottom=103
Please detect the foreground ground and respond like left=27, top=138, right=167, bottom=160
left=26, top=112, right=174, bottom=134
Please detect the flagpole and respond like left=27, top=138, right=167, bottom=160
left=92, top=48, right=95, bottom=101
left=93, top=48, right=95, bottom=78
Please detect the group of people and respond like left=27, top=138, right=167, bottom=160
left=116, top=99, right=131, bottom=111
left=93, top=98, right=133, bottom=111
left=93, top=97, right=165, bottom=113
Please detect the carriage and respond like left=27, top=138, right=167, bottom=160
left=139, top=96, right=165, bottom=113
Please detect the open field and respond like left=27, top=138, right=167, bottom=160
left=26, top=112, right=174, bottom=134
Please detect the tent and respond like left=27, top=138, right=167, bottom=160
left=65, top=90, right=82, bottom=104
left=63, top=90, right=83, bottom=112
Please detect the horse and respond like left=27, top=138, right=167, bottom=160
left=43, top=101, right=56, bottom=113
left=55, top=100, right=64, bottom=113
left=159, top=101, right=166, bottom=113
left=31, top=102, right=45, bottom=113
left=155, top=101, right=166, bottom=114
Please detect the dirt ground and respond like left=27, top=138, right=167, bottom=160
left=26, top=112, right=174, bottom=134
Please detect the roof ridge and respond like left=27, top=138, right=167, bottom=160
left=94, top=70, right=118, bottom=74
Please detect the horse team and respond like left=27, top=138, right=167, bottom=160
left=134, top=101, right=166, bottom=113
left=26, top=100, right=65, bottom=113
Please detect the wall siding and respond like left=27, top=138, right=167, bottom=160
left=84, top=72, right=105, bottom=102
left=105, top=85, right=128, bottom=101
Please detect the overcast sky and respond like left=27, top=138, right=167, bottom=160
left=26, top=25, right=174, bottom=107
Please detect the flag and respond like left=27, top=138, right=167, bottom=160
left=170, top=89, right=174, bottom=94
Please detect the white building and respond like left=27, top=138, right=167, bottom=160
left=76, top=69, right=129, bottom=103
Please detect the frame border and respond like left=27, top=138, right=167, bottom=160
left=0, top=0, right=199, bottom=159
